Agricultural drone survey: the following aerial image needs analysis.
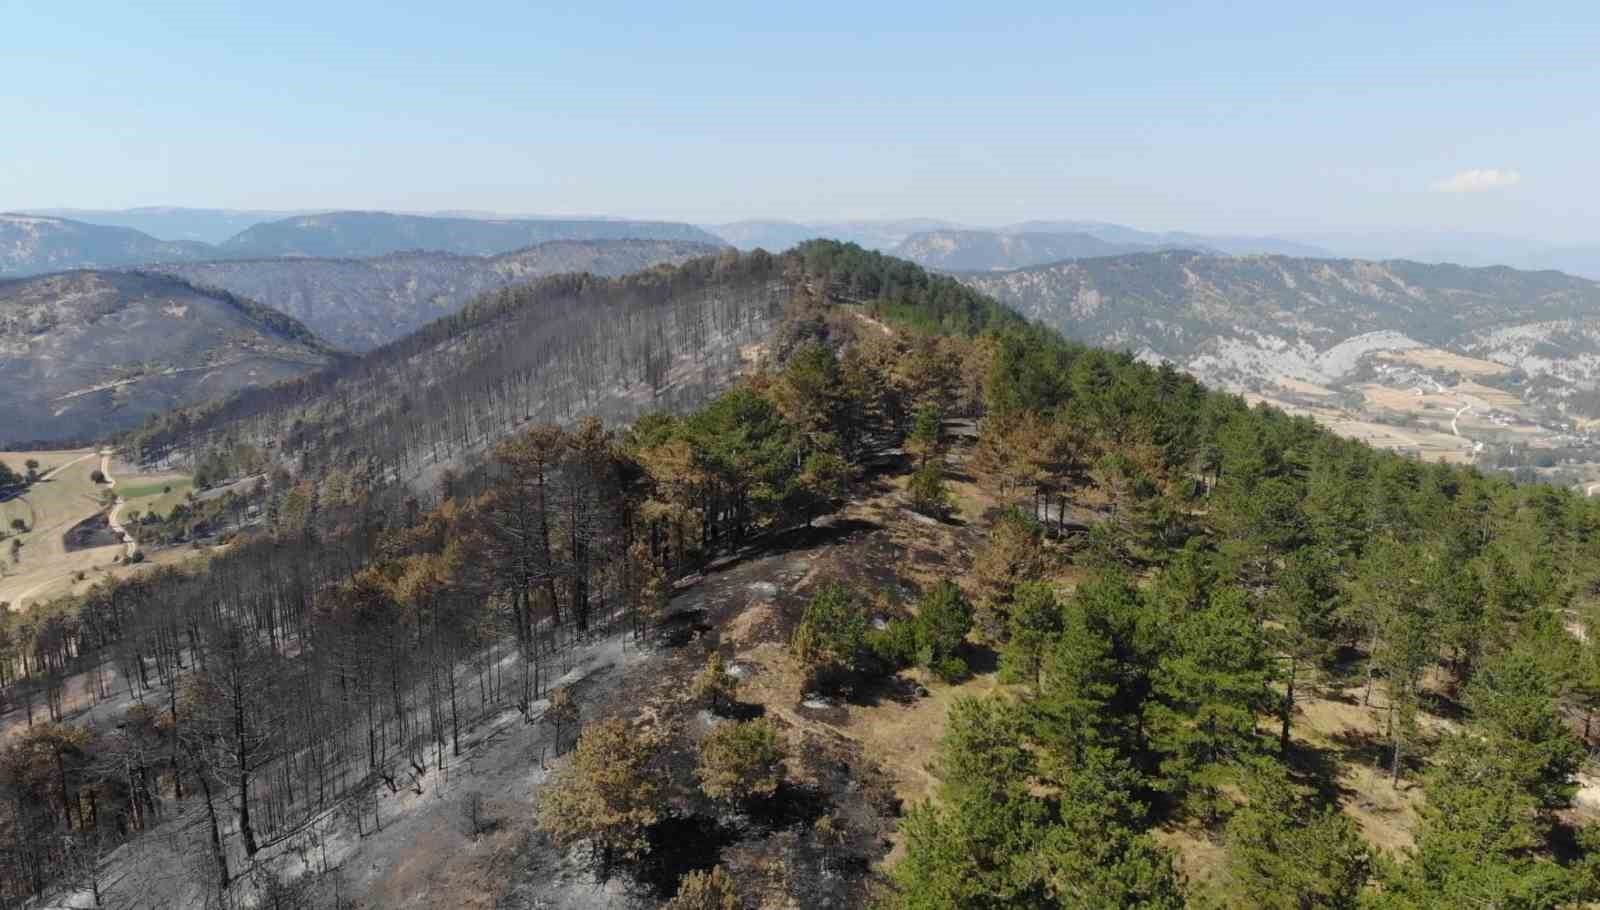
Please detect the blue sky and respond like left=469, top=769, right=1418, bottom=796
left=3, top=1, right=1596, bottom=240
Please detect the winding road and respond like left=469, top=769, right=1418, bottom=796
left=100, top=451, right=138, bottom=560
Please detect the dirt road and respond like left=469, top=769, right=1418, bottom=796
left=101, top=450, right=138, bottom=560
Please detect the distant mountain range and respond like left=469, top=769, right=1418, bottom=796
left=24, top=209, right=1600, bottom=278
left=705, top=219, right=1330, bottom=270
left=3, top=211, right=728, bottom=277
left=892, top=229, right=1194, bottom=271
left=27, top=207, right=306, bottom=244
left=219, top=211, right=726, bottom=258
left=151, top=239, right=724, bottom=351
left=705, top=219, right=1600, bottom=279
left=0, top=271, right=334, bottom=445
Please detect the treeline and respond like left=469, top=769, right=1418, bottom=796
left=4, top=241, right=1599, bottom=906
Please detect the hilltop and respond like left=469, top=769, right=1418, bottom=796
left=0, top=213, right=213, bottom=276
left=0, top=270, right=334, bottom=446
left=152, top=239, right=725, bottom=350
left=222, top=211, right=727, bottom=258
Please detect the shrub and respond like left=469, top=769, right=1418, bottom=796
left=867, top=619, right=919, bottom=670
left=538, top=718, right=661, bottom=869
left=907, top=460, right=951, bottom=517
left=792, top=583, right=868, bottom=692
left=914, top=581, right=973, bottom=674
left=666, top=865, right=739, bottom=910
left=691, top=652, right=740, bottom=714
left=869, top=582, right=975, bottom=682
left=697, top=718, right=786, bottom=806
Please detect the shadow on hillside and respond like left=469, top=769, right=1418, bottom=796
left=846, top=673, right=923, bottom=709
left=701, top=517, right=881, bottom=579
left=656, top=608, right=713, bottom=648
left=746, top=780, right=830, bottom=832
left=1284, top=741, right=1352, bottom=810
left=636, top=813, right=740, bottom=899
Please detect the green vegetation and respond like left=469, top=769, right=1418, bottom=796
left=118, top=477, right=194, bottom=519
left=871, top=581, right=975, bottom=682
left=792, top=583, right=870, bottom=693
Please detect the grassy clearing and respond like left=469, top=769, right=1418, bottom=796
left=119, top=476, right=193, bottom=519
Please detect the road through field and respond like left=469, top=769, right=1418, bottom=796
left=101, top=450, right=138, bottom=559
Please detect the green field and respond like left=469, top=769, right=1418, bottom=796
left=119, top=477, right=194, bottom=520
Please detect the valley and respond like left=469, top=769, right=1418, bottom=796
left=0, top=270, right=335, bottom=445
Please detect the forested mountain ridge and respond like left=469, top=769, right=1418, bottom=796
left=220, top=210, right=727, bottom=258
left=0, top=270, right=335, bottom=446
left=124, top=249, right=797, bottom=478
left=10, top=241, right=1600, bottom=909
left=0, top=213, right=213, bottom=276
left=148, top=239, right=725, bottom=351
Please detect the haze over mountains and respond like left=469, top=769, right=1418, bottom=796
left=0, top=214, right=214, bottom=276
left=2, top=210, right=726, bottom=277
left=703, top=218, right=1600, bottom=278
left=19, top=207, right=1600, bottom=279
left=0, top=270, right=333, bottom=445
left=218, top=211, right=724, bottom=258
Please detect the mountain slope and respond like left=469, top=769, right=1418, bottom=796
left=891, top=229, right=1172, bottom=270
left=126, top=249, right=794, bottom=478
left=961, top=251, right=1600, bottom=415
left=0, top=271, right=335, bottom=445
left=151, top=239, right=724, bottom=350
left=222, top=211, right=726, bottom=258
left=1, top=214, right=213, bottom=276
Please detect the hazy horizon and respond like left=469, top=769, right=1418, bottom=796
left=6, top=3, right=1598, bottom=244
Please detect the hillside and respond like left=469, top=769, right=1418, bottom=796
left=124, top=248, right=806, bottom=478
left=0, top=213, right=212, bottom=276
left=151, top=239, right=725, bottom=350
left=0, top=270, right=334, bottom=446
left=222, top=211, right=726, bottom=258
left=12, top=242, right=1600, bottom=910
left=963, top=251, right=1600, bottom=473
left=891, top=228, right=1172, bottom=270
